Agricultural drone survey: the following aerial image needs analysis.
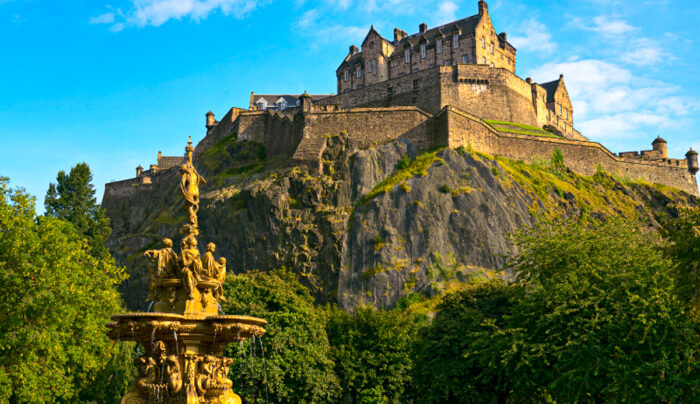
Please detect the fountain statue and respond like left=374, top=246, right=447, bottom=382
left=107, top=138, right=267, bottom=404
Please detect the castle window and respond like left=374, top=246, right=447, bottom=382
left=405, top=49, right=410, bottom=63
left=444, top=59, right=451, bottom=65
left=356, top=66, right=362, bottom=77
left=453, top=34, right=459, bottom=48
left=490, top=62, right=494, bottom=67
left=482, top=57, right=486, bottom=64
left=462, top=55, right=468, bottom=63
left=482, top=37, right=485, bottom=48
left=437, top=38, right=443, bottom=54
left=490, top=43, right=494, bottom=55
left=421, top=43, right=426, bottom=58
left=344, top=70, right=349, bottom=81
left=368, top=60, right=374, bottom=74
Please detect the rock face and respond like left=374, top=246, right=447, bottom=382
left=103, top=135, right=698, bottom=311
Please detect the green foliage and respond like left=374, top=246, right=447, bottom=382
left=361, top=148, right=445, bottom=204
left=222, top=269, right=341, bottom=403
left=0, top=177, right=134, bottom=402
left=505, top=218, right=699, bottom=401
left=44, top=162, right=112, bottom=259
left=663, top=206, right=700, bottom=318
left=490, top=166, right=499, bottom=177
left=396, top=154, right=410, bottom=170
left=326, top=305, right=426, bottom=403
left=483, top=119, right=559, bottom=138
left=413, top=280, right=521, bottom=403
left=200, top=133, right=266, bottom=175
left=550, top=147, right=565, bottom=169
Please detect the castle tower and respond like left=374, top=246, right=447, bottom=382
left=299, top=90, right=312, bottom=115
left=652, top=136, right=668, bottom=159
left=687, top=148, right=699, bottom=175
left=206, top=110, right=216, bottom=129
left=135, top=165, right=143, bottom=177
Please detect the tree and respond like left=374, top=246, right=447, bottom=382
left=326, top=305, right=425, bottom=403
left=413, top=280, right=520, bottom=404
left=45, top=162, right=111, bottom=258
left=222, top=269, right=341, bottom=403
left=663, top=206, right=700, bottom=318
left=504, top=218, right=700, bottom=402
left=0, top=177, right=134, bottom=402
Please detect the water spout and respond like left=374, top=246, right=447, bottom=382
left=218, top=303, right=224, bottom=315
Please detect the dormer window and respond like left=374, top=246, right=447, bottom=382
left=453, top=34, right=459, bottom=48
left=421, top=43, right=426, bottom=58
left=256, top=99, right=267, bottom=110
left=405, top=49, right=410, bottom=63
left=276, top=98, right=287, bottom=110
left=356, top=66, right=362, bottom=77
left=490, top=43, right=494, bottom=55
left=482, top=37, right=485, bottom=48
left=437, top=38, right=443, bottom=54
left=344, top=70, right=349, bottom=81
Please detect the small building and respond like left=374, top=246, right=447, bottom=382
left=249, top=92, right=331, bottom=111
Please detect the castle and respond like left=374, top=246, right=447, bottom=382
left=106, top=0, right=699, bottom=197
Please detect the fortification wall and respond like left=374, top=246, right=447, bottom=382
left=442, top=64, right=539, bottom=127
left=443, top=107, right=699, bottom=195
left=194, top=108, right=243, bottom=157
left=316, top=68, right=443, bottom=114
left=291, top=107, right=436, bottom=164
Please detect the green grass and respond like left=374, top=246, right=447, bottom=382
left=360, top=148, right=445, bottom=205
left=483, top=119, right=560, bottom=138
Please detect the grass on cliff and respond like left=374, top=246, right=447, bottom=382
left=360, top=148, right=445, bottom=205
left=484, top=119, right=560, bottom=138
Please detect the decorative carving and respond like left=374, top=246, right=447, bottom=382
left=179, top=137, right=206, bottom=227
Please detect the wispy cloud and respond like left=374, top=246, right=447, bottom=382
left=528, top=58, right=697, bottom=142
left=509, top=18, right=556, bottom=53
left=435, top=1, right=458, bottom=25
left=90, top=0, right=264, bottom=30
left=579, top=15, right=635, bottom=36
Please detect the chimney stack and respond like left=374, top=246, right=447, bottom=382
left=349, top=45, right=359, bottom=55
left=478, top=0, right=488, bottom=16
left=419, top=23, right=427, bottom=33
left=394, top=28, right=407, bottom=43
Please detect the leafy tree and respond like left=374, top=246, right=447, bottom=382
left=0, top=177, right=135, bottom=402
left=505, top=218, right=700, bottom=402
left=45, top=162, right=111, bottom=258
left=222, top=269, right=341, bottom=403
left=663, top=206, right=700, bottom=318
left=413, top=280, right=520, bottom=404
left=326, top=305, right=425, bottom=403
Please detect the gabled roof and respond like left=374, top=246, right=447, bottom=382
left=395, top=15, right=479, bottom=48
left=251, top=94, right=330, bottom=107
left=158, top=156, right=185, bottom=169
left=540, top=80, right=560, bottom=103
left=362, top=25, right=392, bottom=46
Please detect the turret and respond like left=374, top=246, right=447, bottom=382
left=299, top=90, right=312, bottom=115
left=686, top=148, right=698, bottom=175
left=136, top=165, right=143, bottom=177
left=652, top=136, right=668, bottom=159
left=206, top=111, right=216, bottom=129
left=157, top=151, right=162, bottom=165
left=479, top=0, right=488, bottom=16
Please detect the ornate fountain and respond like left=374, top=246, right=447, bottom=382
left=107, top=138, right=266, bottom=404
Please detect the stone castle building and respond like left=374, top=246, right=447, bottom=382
left=105, top=0, right=699, bottom=198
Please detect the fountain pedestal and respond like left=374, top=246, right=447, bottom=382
left=106, top=138, right=266, bottom=404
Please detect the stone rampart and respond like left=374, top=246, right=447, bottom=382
left=291, top=106, right=436, bottom=165
left=442, top=107, right=699, bottom=195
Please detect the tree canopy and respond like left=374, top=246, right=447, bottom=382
left=0, top=177, right=134, bottom=402
left=45, top=162, right=111, bottom=259
left=222, top=268, right=341, bottom=403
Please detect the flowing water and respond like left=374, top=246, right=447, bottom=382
left=173, top=330, right=179, bottom=355
left=147, top=301, right=154, bottom=312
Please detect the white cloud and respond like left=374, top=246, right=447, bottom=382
left=89, top=12, right=116, bottom=25
left=588, top=15, right=635, bottom=36
left=509, top=18, right=556, bottom=54
left=91, top=0, right=263, bottom=30
left=435, top=1, right=458, bottom=26
left=528, top=59, right=696, bottom=141
left=621, top=42, right=667, bottom=66
left=297, top=9, right=318, bottom=29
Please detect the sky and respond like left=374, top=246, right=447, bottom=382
left=2, top=0, right=699, bottom=210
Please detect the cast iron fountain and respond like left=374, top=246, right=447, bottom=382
left=106, top=138, right=266, bottom=404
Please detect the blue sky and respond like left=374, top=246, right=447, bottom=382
left=2, top=0, right=699, bottom=209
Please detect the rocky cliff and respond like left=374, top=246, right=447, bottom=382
left=103, top=133, right=698, bottom=311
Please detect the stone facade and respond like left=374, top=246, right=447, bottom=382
left=105, top=0, right=698, bottom=198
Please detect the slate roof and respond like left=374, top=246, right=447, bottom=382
left=540, top=80, right=560, bottom=103
left=250, top=94, right=330, bottom=109
left=396, top=15, right=480, bottom=49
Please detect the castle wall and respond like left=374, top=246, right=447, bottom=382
left=443, top=107, right=699, bottom=195
left=194, top=107, right=244, bottom=157
left=291, top=107, right=436, bottom=164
